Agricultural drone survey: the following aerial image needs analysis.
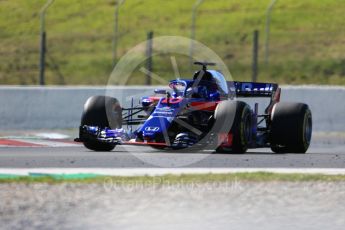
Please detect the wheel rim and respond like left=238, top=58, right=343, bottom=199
left=304, top=112, right=312, bottom=145
left=243, top=113, right=252, bottom=143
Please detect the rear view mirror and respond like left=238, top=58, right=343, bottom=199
left=154, top=89, right=167, bottom=94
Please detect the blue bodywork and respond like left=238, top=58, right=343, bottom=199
left=138, top=97, right=183, bottom=141
left=78, top=69, right=279, bottom=148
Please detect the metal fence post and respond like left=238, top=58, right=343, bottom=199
left=146, top=31, right=153, bottom=85
left=189, top=0, right=204, bottom=65
left=39, top=31, right=46, bottom=85
left=112, top=0, right=125, bottom=67
left=39, top=0, right=55, bottom=86
left=252, top=30, right=259, bottom=82
left=264, top=0, right=278, bottom=65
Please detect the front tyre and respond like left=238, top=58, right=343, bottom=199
left=270, top=102, right=312, bottom=153
left=83, top=140, right=116, bottom=152
left=80, top=95, right=122, bottom=151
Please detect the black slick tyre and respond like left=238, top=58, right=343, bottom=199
left=80, top=95, right=122, bottom=151
left=214, top=100, right=252, bottom=153
left=270, top=102, right=312, bottom=153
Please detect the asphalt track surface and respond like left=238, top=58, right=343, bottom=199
left=0, top=143, right=344, bottom=168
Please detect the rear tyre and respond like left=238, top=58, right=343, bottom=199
left=270, top=102, right=312, bottom=153
left=214, top=101, right=252, bottom=153
left=80, top=95, right=122, bottom=151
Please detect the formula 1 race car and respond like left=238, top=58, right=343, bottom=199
left=75, top=62, right=312, bottom=153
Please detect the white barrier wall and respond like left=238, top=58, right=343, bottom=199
left=279, top=86, right=345, bottom=132
left=0, top=85, right=344, bottom=131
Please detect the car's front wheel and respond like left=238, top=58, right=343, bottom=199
left=80, top=95, right=122, bottom=151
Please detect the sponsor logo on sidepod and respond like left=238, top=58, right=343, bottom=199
left=145, top=127, right=160, bottom=132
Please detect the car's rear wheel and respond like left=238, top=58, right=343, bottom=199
left=214, top=100, right=252, bottom=153
left=80, top=95, right=122, bottom=151
left=270, top=102, right=312, bottom=153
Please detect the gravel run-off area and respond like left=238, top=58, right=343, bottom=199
left=1, top=181, right=345, bottom=230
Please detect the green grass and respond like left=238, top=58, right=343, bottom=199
left=0, top=0, right=345, bottom=85
left=1, top=172, right=345, bottom=184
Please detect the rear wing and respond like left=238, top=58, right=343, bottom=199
left=228, top=81, right=279, bottom=98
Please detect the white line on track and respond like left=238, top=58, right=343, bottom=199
left=1, top=168, right=345, bottom=176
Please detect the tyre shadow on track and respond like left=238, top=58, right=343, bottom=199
left=107, top=148, right=287, bottom=155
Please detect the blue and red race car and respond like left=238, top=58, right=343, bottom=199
left=75, top=62, right=312, bottom=153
